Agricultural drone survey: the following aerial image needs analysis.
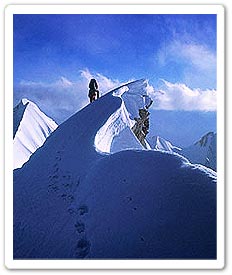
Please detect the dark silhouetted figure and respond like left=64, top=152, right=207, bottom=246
left=88, top=79, right=99, bottom=103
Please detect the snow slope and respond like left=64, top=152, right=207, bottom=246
left=14, top=80, right=216, bottom=259
left=13, top=98, right=58, bottom=169
left=77, top=150, right=216, bottom=259
left=181, top=132, right=217, bottom=171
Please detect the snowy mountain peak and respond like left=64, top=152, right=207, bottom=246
left=21, top=98, right=31, bottom=105
left=195, top=131, right=216, bottom=147
left=13, top=99, right=58, bottom=169
left=147, top=135, right=181, bottom=153
left=181, top=132, right=216, bottom=171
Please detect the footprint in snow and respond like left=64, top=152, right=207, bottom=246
left=78, top=205, right=89, bottom=216
left=140, top=236, right=145, bottom=242
left=75, top=239, right=91, bottom=258
left=126, top=196, right=132, bottom=202
left=75, top=222, right=85, bottom=233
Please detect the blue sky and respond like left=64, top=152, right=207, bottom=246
left=13, top=14, right=217, bottom=145
left=14, top=14, right=216, bottom=87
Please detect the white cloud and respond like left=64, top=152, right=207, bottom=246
left=158, top=40, right=216, bottom=70
left=157, top=40, right=216, bottom=89
left=15, top=68, right=216, bottom=125
left=15, top=69, right=121, bottom=124
left=180, top=43, right=216, bottom=71
left=153, top=79, right=217, bottom=111
left=145, top=82, right=156, bottom=98
left=80, top=68, right=120, bottom=93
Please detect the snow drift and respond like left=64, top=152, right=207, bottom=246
left=13, top=99, right=58, bottom=169
left=13, top=80, right=216, bottom=259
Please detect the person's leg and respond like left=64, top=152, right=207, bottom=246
left=91, top=94, right=96, bottom=102
left=96, top=90, right=99, bottom=99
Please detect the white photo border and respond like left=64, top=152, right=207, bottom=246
left=5, top=4, right=225, bottom=270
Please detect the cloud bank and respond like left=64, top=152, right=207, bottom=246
left=14, top=69, right=216, bottom=124
left=150, top=79, right=217, bottom=111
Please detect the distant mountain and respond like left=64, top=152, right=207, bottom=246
left=14, top=80, right=216, bottom=259
left=181, top=132, right=216, bottom=171
left=147, top=135, right=181, bottom=154
left=13, top=98, right=58, bottom=169
left=148, top=109, right=216, bottom=148
left=147, top=133, right=216, bottom=171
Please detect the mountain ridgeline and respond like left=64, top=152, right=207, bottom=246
left=147, top=133, right=216, bottom=171
left=13, top=98, right=58, bottom=169
left=13, top=80, right=216, bottom=259
left=181, top=132, right=216, bottom=171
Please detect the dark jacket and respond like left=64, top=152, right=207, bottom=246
left=89, top=79, right=98, bottom=90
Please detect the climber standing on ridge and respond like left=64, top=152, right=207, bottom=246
left=88, top=78, right=100, bottom=103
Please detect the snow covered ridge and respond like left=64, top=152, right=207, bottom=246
left=94, top=79, right=152, bottom=153
left=147, top=135, right=182, bottom=153
left=14, top=80, right=216, bottom=259
left=13, top=98, right=58, bottom=169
